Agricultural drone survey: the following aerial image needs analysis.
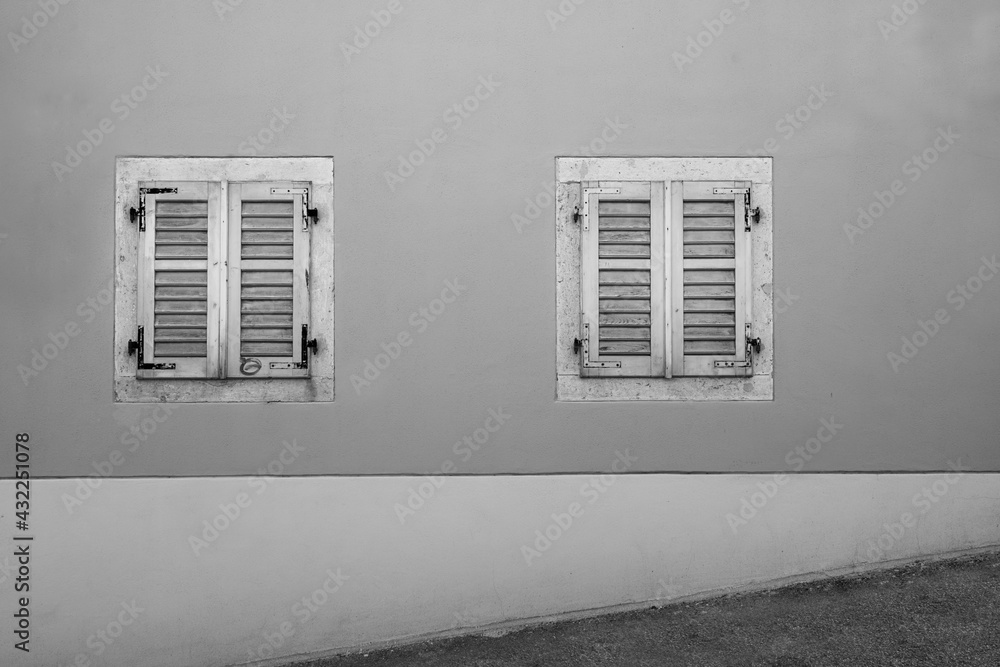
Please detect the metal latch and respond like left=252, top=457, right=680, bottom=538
left=130, top=187, right=178, bottom=232
left=270, top=188, right=318, bottom=230
left=269, top=325, right=318, bottom=370
left=127, top=326, right=176, bottom=370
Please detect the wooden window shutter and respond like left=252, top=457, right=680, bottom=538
left=226, top=182, right=312, bottom=378
left=669, top=181, right=753, bottom=377
left=136, top=181, right=221, bottom=379
left=579, top=181, right=667, bottom=378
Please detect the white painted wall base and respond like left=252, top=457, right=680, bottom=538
left=4, top=473, right=999, bottom=667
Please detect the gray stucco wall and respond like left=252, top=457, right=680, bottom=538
left=1, top=0, right=998, bottom=476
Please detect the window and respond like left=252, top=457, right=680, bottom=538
left=556, top=157, right=772, bottom=401
left=115, top=158, right=334, bottom=403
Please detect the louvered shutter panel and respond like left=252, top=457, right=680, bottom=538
left=579, top=181, right=666, bottom=377
left=226, top=182, right=311, bottom=378
left=670, top=181, right=752, bottom=376
left=137, top=181, right=221, bottom=379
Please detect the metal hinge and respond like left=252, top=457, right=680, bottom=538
left=581, top=188, right=620, bottom=231
left=579, top=322, right=621, bottom=369
left=270, top=187, right=318, bottom=231
left=130, top=187, right=178, bottom=232
left=714, top=324, right=761, bottom=371
left=127, top=326, right=176, bottom=370
left=713, top=186, right=759, bottom=232
left=269, top=325, right=318, bottom=370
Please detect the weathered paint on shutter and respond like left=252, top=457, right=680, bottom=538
left=580, top=181, right=667, bottom=377
left=137, top=181, right=221, bottom=379
left=670, top=181, right=751, bottom=376
left=226, top=182, right=311, bottom=378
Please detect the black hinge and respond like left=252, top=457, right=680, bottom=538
left=270, top=188, right=318, bottom=230
left=714, top=325, right=761, bottom=371
left=743, top=190, right=760, bottom=232
left=128, top=326, right=176, bottom=370
left=270, top=325, right=318, bottom=370
left=130, top=187, right=178, bottom=232
left=713, top=187, right=759, bottom=232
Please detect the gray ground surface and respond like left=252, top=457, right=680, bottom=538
left=291, top=550, right=1000, bottom=667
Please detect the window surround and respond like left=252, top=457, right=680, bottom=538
left=114, top=156, right=334, bottom=403
left=555, top=156, right=773, bottom=401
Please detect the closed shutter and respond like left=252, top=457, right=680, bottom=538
left=226, top=182, right=312, bottom=378
left=579, top=181, right=666, bottom=377
left=669, top=181, right=752, bottom=376
left=137, top=181, right=221, bottom=379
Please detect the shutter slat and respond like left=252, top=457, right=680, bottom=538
left=155, top=314, right=208, bottom=327
left=155, top=342, right=208, bottom=357
left=599, top=285, right=651, bottom=298
left=599, top=341, right=650, bottom=355
left=599, top=270, right=650, bottom=285
left=600, top=327, right=651, bottom=340
left=155, top=271, right=207, bottom=285
left=684, top=284, right=735, bottom=297
left=683, top=216, right=733, bottom=230
left=242, top=230, right=294, bottom=244
left=683, top=201, right=734, bottom=216
left=241, top=313, right=294, bottom=327
left=241, top=342, right=293, bottom=356
left=153, top=328, right=206, bottom=341
left=683, top=269, right=734, bottom=284
left=597, top=216, right=650, bottom=230
left=155, top=285, right=208, bottom=299
left=685, top=312, right=736, bottom=325
left=599, top=313, right=651, bottom=327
